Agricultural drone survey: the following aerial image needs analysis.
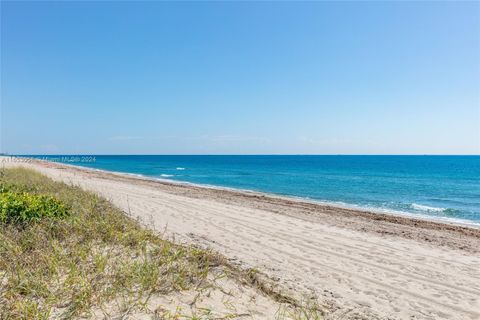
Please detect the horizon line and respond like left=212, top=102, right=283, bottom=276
left=6, top=153, right=480, bottom=157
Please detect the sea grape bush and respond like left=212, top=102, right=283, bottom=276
left=0, top=189, right=69, bottom=223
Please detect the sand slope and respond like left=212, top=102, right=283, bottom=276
left=3, top=158, right=480, bottom=320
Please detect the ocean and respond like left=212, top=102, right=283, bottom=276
left=24, top=155, right=480, bottom=225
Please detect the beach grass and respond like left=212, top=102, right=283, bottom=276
left=0, top=167, right=323, bottom=319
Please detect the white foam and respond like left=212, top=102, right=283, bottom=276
left=176, top=167, right=186, bottom=170
left=160, top=174, right=174, bottom=178
left=411, top=203, right=446, bottom=212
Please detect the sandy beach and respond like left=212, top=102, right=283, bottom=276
left=2, top=157, right=480, bottom=320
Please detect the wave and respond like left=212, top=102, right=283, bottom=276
left=411, top=203, right=448, bottom=213
left=160, top=174, right=174, bottom=178
left=176, top=167, right=186, bottom=170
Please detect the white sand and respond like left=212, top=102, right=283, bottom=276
left=3, top=158, right=480, bottom=320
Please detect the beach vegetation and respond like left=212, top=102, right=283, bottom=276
left=0, top=190, right=69, bottom=223
left=0, top=168, right=324, bottom=319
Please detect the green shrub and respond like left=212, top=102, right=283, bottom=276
left=0, top=190, right=69, bottom=223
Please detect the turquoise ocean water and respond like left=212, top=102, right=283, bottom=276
left=24, top=155, right=480, bottom=225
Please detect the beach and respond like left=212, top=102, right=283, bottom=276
left=2, top=157, right=480, bottom=320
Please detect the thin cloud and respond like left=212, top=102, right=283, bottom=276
left=108, top=136, right=144, bottom=141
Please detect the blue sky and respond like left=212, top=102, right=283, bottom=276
left=1, top=1, right=479, bottom=155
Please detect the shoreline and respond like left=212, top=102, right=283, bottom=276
left=2, top=156, right=479, bottom=230
left=2, top=156, right=479, bottom=251
left=119, top=171, right=480, bottom=229
left=83, top=165, right=480, bottom=248
left=2, top=156, right=480, bottom=319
